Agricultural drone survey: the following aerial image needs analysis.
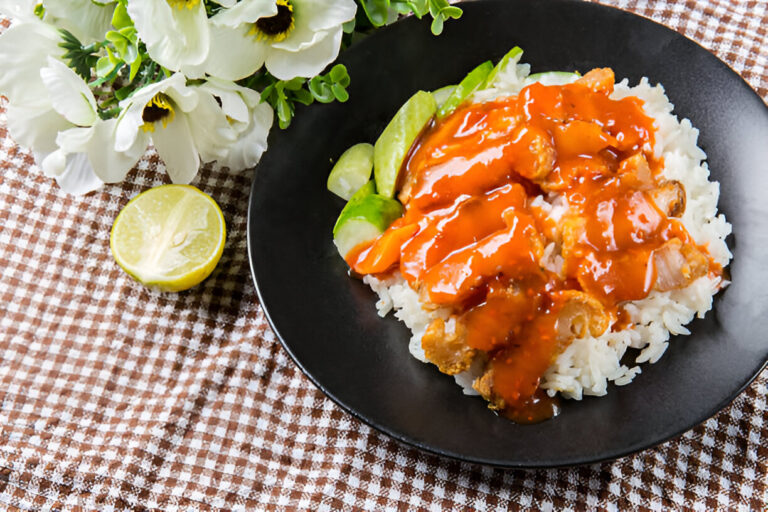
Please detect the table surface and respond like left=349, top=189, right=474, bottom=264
left=1, top=1, right=766, bottom=510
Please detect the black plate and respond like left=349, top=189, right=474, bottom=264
left=248, top=0, right=768, bottom=467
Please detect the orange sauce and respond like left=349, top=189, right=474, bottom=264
left=350, top=71, right=713, bottom=422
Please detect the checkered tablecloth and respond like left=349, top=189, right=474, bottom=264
left=1, top=1, right=766, bottom=510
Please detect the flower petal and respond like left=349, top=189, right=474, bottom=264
left=298, top=0, right=356, bottom=31
left=211, top=0, right=276, bottom=27
left=184, top=24, right=267, bottom=81
left=43, top=150, right=104, bottom=195
left=187, top=93, right=237, bottom=163
left=57, top=120, right=148, bottom=183
left=0, top=0, right=38, bottom=21
left=217, top=101, right=273, bottom=171
left=40, top=56, right=98, bottom=126
left=265, top=26, right=343, bottom=80
left=269, top=0, right=355, bottom=51
left=0, top=21, right=62, bottom=104
left=6, top=103, right=71, bottom=155
left=128, top=0, right=209, bottom=69
left=151, top=116, right=201, bottom=184
left=44, top=0, right=114, bottom=44
left=267, top=4, right=324, bottom=52
left=198, top=78, right=257, bottom=124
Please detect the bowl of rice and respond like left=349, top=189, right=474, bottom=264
left=248, top=0, right=768, bottom=466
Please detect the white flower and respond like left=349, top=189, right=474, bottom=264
left=0, top=19, right=62, bottom=106
left=0, top=19, right=144, bottom=194
left=0, top=0, right=38, bottom=22
left=43, top=0, right=114, bottom=44
left=37, top=57, right=145, bottom=194
left=115, top=73, right=236, bottom=184
left=42, top=118, right=148, bottom=195
left=127, top=0, right=210, bottom=72
left=196, top=77, right=274, bottom=171
left=188, top=0, right=356, bottom=81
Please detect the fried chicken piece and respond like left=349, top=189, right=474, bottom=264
left=472, top=368, right=505, bottom=410
left=513, top=126, right=556, bottom=181
left=617, top=153, right=654, bottom=188
left=648, top=180, right=686, bottom=217
left=421, top=317, right=476, bottom=375
left=553, top=290, right=610, bottom=339
left=653, top=238, right=709, bottom=291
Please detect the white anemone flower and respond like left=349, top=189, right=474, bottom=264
left=0, top=23, right=144, bottom=195
left=42, top=118, right=148, bottom=195
left=1, top=23, right=71, bottom=156
left=127, top=0, right=211, bottom=73
left=196, top=77, right=274, bottom=171
left=0, top=0, right=38, bottom=21
left=188, top=0, right=356, bottom=81
left=36, top=57, right=145, bottom=194
left=115, top=73, right=236, bottom=184
left=43, top=0, right=114, bottom=44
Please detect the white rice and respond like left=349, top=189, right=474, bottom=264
left=363, top=61, right=732, bottom=401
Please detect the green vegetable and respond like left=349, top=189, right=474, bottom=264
left=432, top=85, right=456, bottom=108
left=373, top=90, right=437, bottom=198
left=436, top=60, right=493, bottom=119
left=524, top=71, right=580, bottom=87
left=483, top=46, right=523, bottom=89
left=332, top=183, right=403, bottom=259
left=327, top=143, right=375, bottom=200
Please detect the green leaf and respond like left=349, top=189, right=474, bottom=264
left=342, top=18, right=356, bottom=33
left=443, top=6, right=462, bottom=19
left=112, top=1, right=133, bottom=30
left=329, top=64, right=348, bottom=84
left=90, top=62, right=124, bottom=87
left=95, top=56, right=115, bottom=78
left=292, top=88, right=314, bottom=106
left=389, top=1, right=412, bottom=15
left=118, top=27, right=138, bottom=42
left=115, top=86, right=133, bottom=101
left=128, top=56, right=142, bottom=81
left=331, top=83, right=349, bottom=102
left=282, top=77, right=305, bottom=91
left=106, top=30, right=128, bottom=54
left=360, top=0, right=390, bottom=27
left=276, top=97, right=293, bottom=129
left=407, top=0, right=428, bottom=16
left=430, top=14, right=444, bottom=35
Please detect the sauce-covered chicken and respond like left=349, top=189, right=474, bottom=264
left=348, top=68, right=718, bottom=422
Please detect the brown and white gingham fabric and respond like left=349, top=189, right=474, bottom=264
left=0, top=1, right=766, bottom=510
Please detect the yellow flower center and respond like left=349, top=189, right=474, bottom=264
left=250, top=0, right=295, bottom=43
left=141, top=93, right=175, bottom=132
left=166, top=0, right=200, bottom=10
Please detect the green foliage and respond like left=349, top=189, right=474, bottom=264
left=58, top=29, right=102, bottom=80
left=356, top=0, right=461, bottom=34
left=240, top=64, right=351, bottom=130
